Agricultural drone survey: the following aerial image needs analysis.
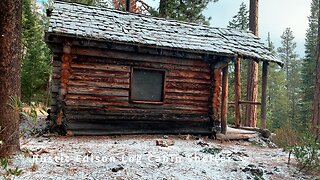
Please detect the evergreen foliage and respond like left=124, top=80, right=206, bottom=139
left=301, top=0, right=319, bottom=125
left=277, top=28, right=302, bottom=130
left=227, top=2, right=249, bottom=31
left=22, top=0, right=51, bottom=104
left=152, top=0, right=218, bottom=25
left=266, top=34, right=288, bottom=131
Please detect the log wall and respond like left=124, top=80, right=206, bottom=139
left=51, top=45, right=217, bottom=135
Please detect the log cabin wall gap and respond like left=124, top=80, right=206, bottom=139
left=45, top=1, right=283, bottom=135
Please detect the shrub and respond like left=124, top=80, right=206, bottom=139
left=272, top=125, right=301, bottom=150
left=291, top=132, right=320, bottom=174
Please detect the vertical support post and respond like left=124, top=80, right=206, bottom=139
left=261, top=61, right=268, bottom=129
left=221, top=65, right=229, bottom=134
left=209, top=67, right=222, bottom=129
left=234, top=57, right=241, bottom=128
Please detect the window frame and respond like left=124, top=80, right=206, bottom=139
left=130, top=67, right=166, bottom=105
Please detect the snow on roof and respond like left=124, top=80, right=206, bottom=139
left=47, top=1, right=282, bottom=65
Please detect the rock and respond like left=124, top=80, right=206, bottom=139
left=156, top=139, right=175, bottom=147
left=85, top=150, right=92, bottom=156
left=258, top=129, right=271, bottom=138
left=197, top=140, right=209, bottom=147
left=111, top=165, right=124, bottom=172
left=163, top=135, right=169, bottom=139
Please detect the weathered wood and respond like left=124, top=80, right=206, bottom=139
left=221, top=65, right=229, bottom=134
left=166, top=81, right=210, bottom=91
left=234, top=57, right=241, bottom=127
left=166, top=88, right=210, bottom=95
left=72, top=47, right=209, bottom=67
left=68, top=80, right=129, bottom=89
left=210, top=68, right=222, bottom=121
left=65, top=94, right=129, bottom=101
left=73, top=56, right=211, bottom=73
left=167, top=70, right=210, bottom=80
left=164, top=99, right=208, bottom=106
left=261, top=61, right=268, bottom=129
left=165, top=93, right=208, bottom=101
left=67, top=86, right=129, bottom=97
left=69, top=75, right=130, bottom=83
left=48, top=36, right=220, bottom=63
left=166, top=77, right=211, bottom=84
left=71, top=63, right=130, bottom=72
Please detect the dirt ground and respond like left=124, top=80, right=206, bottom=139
left=1, top=134, right=316, bottom=180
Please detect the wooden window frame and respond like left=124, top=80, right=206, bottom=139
left=130, top=67, right=166, bottom=105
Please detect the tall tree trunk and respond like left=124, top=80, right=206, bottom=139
left=0, top=0, right=22, bottom=156
left=245, top=0, right=259, bottom=127
left=159, top=0, right=167, bottom=18
left=312, top=5, right=320, bottom=134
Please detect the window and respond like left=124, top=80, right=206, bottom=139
left=130, top=68, right=165, bottom=104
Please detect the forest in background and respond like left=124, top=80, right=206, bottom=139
left=23, top=0, right=319, bottom=133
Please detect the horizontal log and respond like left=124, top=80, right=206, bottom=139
left=68, top=80, right=129, bottom=89
left=65, top=99, right=129, bottom=107
left=71, top=62, right=130, bottom=72
left=164, top=99, right=208, bottom=106
left=65, top=114, right=209, bottom=122
left=72, top=47, right=209, bottom=67
left=67, top=86, right=129, bottom=97
left=166, top=81, right=210, bottom=90
left=69, top=75, right=130, bottom=83
left=65, top=94, right=129, bottom=101
left=166, top=77, right=210, bottom=84
left=73, top=56, right=211, bottom=73
left=64, top=103, right=208, bottom=113
left=165, top=93, right=209, bottom=101
left=70, top=68, right=130, bottom=78
left=167, top=70, right=210, bottom=80
left=65, top=106, right=207, bottom=116
left=166, top=88, right=210, bottom=95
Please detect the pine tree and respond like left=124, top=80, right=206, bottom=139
left=301, top=0, right=319, bottom=126
left=277, top=28, right=301, bottom=129
left=22, top=0, right=51, bottom=103
left=155, top=0, right=217, bottom=25
left=311, top=1, right=320, bottom=133
left=228, top=2, right=249, bottom=31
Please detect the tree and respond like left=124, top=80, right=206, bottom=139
left=245, top=0, right=259, bottom=127
left=0, top=0, right=22, bottom=156
left=277, top=28, right=302, bottom=129
left=312, top=2, right=320, bottom=133
left=22, top=0, right=51, bottom=104
left=301, top=0, right=319, bottom=125
left=228, top=2, right=249, bottom=31
left=155, top=0, right=217, bottom=25
left=227, top=2, right=249, bottom=125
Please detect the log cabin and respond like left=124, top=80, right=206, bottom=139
left=45, top=1, right=282, bottom=135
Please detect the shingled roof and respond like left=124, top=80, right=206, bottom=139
left=47, top=1, right=282, bottom=65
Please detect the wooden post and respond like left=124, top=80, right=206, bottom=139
left=261, top=61, right=268, bottom=129
left=221, top=65, right=229, bottom=134
left=209, top=67, right=222, bottom=127
left=234, top=57, right=241, bottom=128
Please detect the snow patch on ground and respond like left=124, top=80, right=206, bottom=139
left=1, top=135, right=313, bottom=179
